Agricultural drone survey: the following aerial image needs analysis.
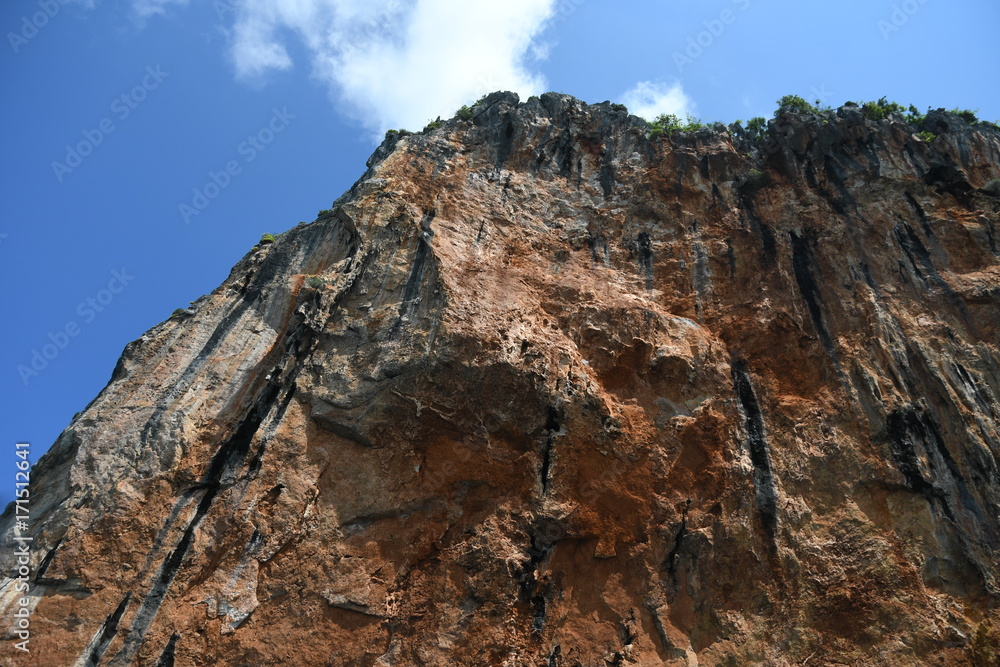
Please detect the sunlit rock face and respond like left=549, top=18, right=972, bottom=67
left=2, top=92, right=999, bottom=666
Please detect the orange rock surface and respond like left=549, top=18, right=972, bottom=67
left=2, top=93, right=999, bottom=665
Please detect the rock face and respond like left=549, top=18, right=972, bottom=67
left=3, top=92, right=1000, bottom=666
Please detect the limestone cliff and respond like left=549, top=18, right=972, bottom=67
left=2, top=92, right=1000, bottom=666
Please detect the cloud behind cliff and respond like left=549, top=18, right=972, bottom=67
left=225, top=0, right=556, bottom=136
left=620, top=81, right=694, bottom=122
left=120, top=0, right=692, bottom=137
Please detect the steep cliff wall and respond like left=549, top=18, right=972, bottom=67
left=2, top=92, right=999, bottom=666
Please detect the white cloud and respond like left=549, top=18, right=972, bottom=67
left=223, top=0, right=556, bottom=138
left=123, top=1, right=693, bottom=140
left=621, top=81, right=694, bottom=122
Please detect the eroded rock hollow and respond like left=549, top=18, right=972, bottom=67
left=3, top=92, right=1000, bottom=665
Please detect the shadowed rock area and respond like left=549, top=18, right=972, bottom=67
left=2, top=92, right=1000, bottom=665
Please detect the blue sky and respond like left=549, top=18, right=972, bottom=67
left=2, top=0, right=998, bottom=506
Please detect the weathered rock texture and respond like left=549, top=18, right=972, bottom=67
left=3, top=92, right=1000, bottom=666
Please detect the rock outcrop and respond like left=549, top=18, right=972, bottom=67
left=3, top=92, right=1000, bottom=666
